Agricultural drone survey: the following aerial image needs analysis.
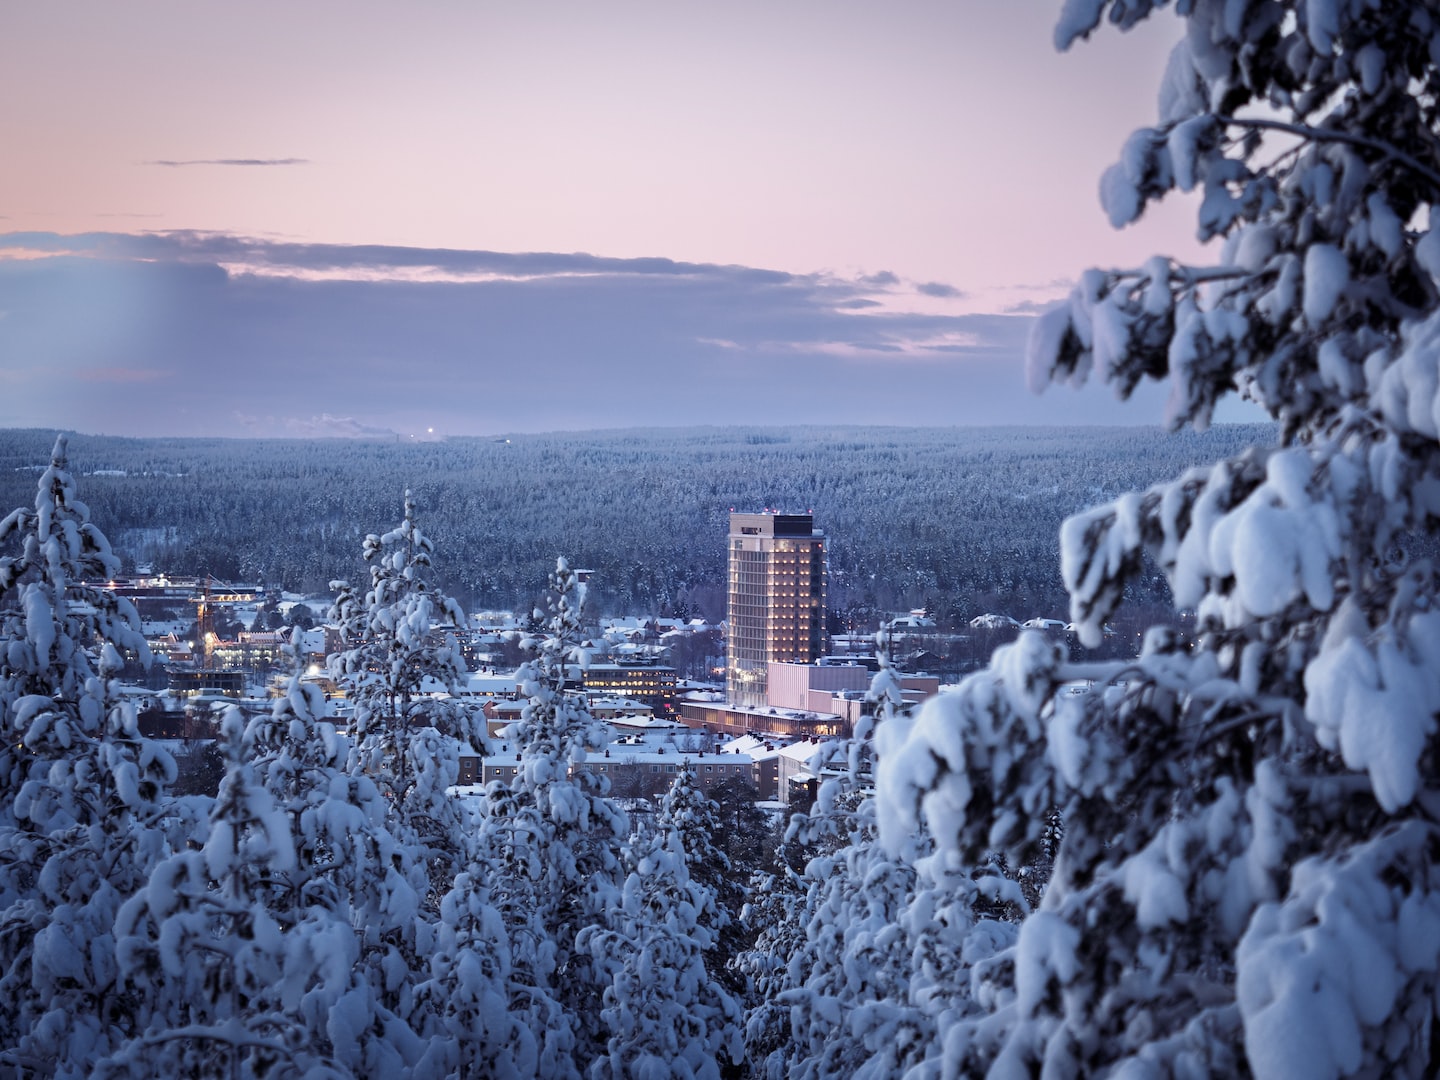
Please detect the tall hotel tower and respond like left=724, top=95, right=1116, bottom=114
left=726, top=512, right=828, bottom=708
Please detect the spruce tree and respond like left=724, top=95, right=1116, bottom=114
left=581, top=766, right=743, bottom=1078
left=243, top=649, right=411, bottom=1074
left=0, top=435, right=174, bottom=1075
left=100, top=708, right=342, bottom=1079
left=483, top=558, right=627, bottom=1073
left=880, top=2, right=1440, bottom=1074
left=328, top=491, right=487, bottom=894
left=327, top=492, right=488, bottom=1056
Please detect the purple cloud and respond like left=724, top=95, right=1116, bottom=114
left=144, top=158, right=309, bottom=167
left=917, top=281, right=963, bottom=298
left=0, top=230, right=1171, bottom=437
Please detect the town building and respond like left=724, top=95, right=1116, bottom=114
left=726, top=512, right=827, bottom=709
left=765, top=659, right=871, bottom=711
left=685, top=512, right=943, bottom=742
left=678, top=695, right=847, bottom=740
left=717, top=734, right=844, bottom=805
left=209, top=630, right=289, bottom=672
left=457, top=744, right=754, bottom=801
left=582, top=662, right=677, bottom=717
left=168, top=670, right=245, bottom=698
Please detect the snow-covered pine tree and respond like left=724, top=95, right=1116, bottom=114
left=751, top=647, right=1012, bottom=1080
left=650, top=759, right=749, bottom=1002
left=243, top=648, right=425, bottom=1075
left=778, top=655, right=923, bottom=1080
left=489, top=558, right=628, bottom=1072
left=579, top=766, right=743, bottom=1078
left=328, top=491, right=488, bottom=898
left=655, top=764, right=745, bottom=993
left=474, top=779, right=576, bottom=1076
left=99, top=707, right=343, bottom=1079
left=880, top=2, right=1440, bottom=1075
left=733, top=840, right=808, bottom=1078
left=327, top=493, right=488, bottom=1051
left=735, top=680, right=873, bottom=1079
left=0, top=435, right=175, bottom=1076
left=699, top=772, right=772, bottom=1004
left=245, top=651, right=376, bottom=928
left=409, top=862, right=537, bottom=1079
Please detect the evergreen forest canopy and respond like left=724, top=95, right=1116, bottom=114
left=0, top=424, right=1267, bottom=622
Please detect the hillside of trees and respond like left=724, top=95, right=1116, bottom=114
left=1, top=447, right=773, bottom=1075
left=0, top=424, right=1268, bottom=623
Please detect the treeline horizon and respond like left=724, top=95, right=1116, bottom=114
left=0, top=423, right=1271, bottom=625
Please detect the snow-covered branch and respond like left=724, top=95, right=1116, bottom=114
left=1215, top=113, right=1440, bottom=194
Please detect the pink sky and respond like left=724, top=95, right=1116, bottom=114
left=0, top=2, right=1218, bottom=437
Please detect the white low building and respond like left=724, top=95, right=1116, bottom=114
left=458, top=740, right=753, bottom=800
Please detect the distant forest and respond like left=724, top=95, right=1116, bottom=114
left=0, top=425, right=1271, bottom=626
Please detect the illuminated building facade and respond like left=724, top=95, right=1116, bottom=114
left=726, top=512, right=827, bottom=708
left=583, top=663, right=677, bottom=717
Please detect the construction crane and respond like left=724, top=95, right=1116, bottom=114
left=191, top=575, right=217, bottom=670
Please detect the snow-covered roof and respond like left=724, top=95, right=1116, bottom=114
left=465, top=748, right=751, bottom=768
left=606, top=715, right=686, bottom=730
left=1021, top=617, right=1068, bottom=630
left=680, top=689, right=726, bottom=703
left=774, top=740, right=839, bottom=766
left=720, top=733, right=771, bottom=755
left=115, top=684, right=160, bottom=699
left=291, top=628, right=328, bottom=654
left=464, top=673, right=520, bottom=695
left=970, top=613, right=1020, bottom=629
left=718, top=734, right=810, bottom=762
left=602, top=617, right=647, bottom=631
left=676, top=681, right=723, bottom=695
left=586, top=697, right=655, bottom=719
left=609, top=643, right=663, bottom=658
left=885, top=614, right=935, bottom=628
left=695, top=701, right=845, bottom=727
